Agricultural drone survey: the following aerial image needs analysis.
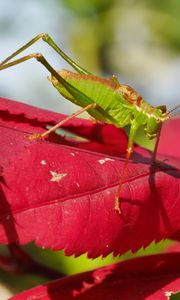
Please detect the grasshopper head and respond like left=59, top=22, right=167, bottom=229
left=144, top=105, right=169, bottom=139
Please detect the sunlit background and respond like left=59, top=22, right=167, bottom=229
left=0, top=0, right=179, bottom=297
left=1, top=0, right=180, bottom=112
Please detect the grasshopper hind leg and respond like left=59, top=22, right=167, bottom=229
left=0, top=33, right=90, bottom=75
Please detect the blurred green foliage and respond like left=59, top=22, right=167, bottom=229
left=62, top=0, right=115, bottom=16
left=0, top=239, right=173, bottom=294
left=146, top=0, right=180, bottom=51
left=60, top=0, right=180, bottom=76
left=61, top=0, right=117, bottom=74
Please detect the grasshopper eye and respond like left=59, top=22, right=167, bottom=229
left=157, top=105, right=167, bottom=114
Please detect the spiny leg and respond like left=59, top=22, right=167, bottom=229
left=0, top=33, right=90, bottom=75
left=30, top=103, right=97, bottom=140
left=151, top=124, right=162, bottom=165
left=115, top=121, right=139, bottom=214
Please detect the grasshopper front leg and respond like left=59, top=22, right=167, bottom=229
left=115, top=120, right=139, bottom=213
left=30, top=103, right=97, bottom=140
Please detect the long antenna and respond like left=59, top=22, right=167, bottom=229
left=168, top=104, right=180, bottom=115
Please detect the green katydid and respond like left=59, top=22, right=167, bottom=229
left=0, top=33, right=176, bottom=213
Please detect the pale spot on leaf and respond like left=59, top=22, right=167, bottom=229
left=41, top=160, right=46, bottom=165
left=70, top=152, right=75, bottom=156
left=165, top=291, right=172, bottom=297
left=98, top=158, right=114, bottom=165
left=50, top=171, right=67, bottom=182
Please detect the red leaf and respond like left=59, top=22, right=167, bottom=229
left=0, top=97, right=128, bottom=156
left=157, top=118, right=180, bottom=242
left=9, top=253, right=180, bottom=300
left=0, top=98, right=179, bottom=257
left=158, top=118, right=180, bottom=159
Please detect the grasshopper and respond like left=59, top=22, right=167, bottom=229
left=0, top=33, right=175, bottom=213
